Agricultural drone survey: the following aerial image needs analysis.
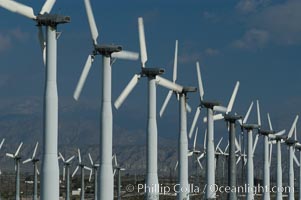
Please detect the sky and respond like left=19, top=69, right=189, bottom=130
left=0, top=0, right=300, bottom=148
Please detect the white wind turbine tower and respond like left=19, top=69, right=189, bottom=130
left=255, top=103, right=286, bottom=200
left=23, top=142, right=40, bottom=200
left=71, top=149, right=92, bottom=200
left=114, top=17, right=183, bottom=200
left=0, top=1, right=70, bottom=199
left=73, top=1, right=138, bottom=199
left=58, top=152, right=75, bottom=200
left=159, top=40, right=196, bottom=200
left=88, top=153, right=99, bottom=200
left=113, top=154, right=126, bottom=200
left=188, top=61, right=239, bottom=199
left=239, top=101, right=260, bottom=200
left=268, top=113, right=289, bottom=200
left=284, top=115, right=299, bottom=200
left=6, top=142, right=23, bottom=200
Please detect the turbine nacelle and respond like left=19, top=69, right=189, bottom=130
left=36, top=14, right=71, bottom=26
left=242, top=124, right=260, bottom=131
left=141, top=67, right=165, bottom=77
left=259, top=129, right=275, bottom=136
left=95, top=44, right=122, bottom=56
left=201, top=101, right=220, bottom=109
left=183, top=86, right=197, bottom=93
left=285, top=138, right=298, bottom=146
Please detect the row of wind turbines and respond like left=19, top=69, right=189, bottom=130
left=0, top=0, right=300, bottom=200
left=0, top=139, right=125, bottom=200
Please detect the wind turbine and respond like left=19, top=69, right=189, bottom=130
left=58, top=152, right=75, bottom=200
left=6, top=142, right=23, bottom=200
left=72, top=149, right=92, bottom=200
left=113, top=154, right=126, bottom=200
left=0, top=1, right=70, bottom=199
left=255, top=103, right=286, bottom=200
left=159, top=40, right=196, bottom=200
left=114, top=17, right=183, bottom=200
left=188, top=127, right=204, bottom=173
left=223, top=114, right=241, bottom=200
left=188, top=61, right=239, bottom=199
left=269, top=114, right=289, bottom=200
left=72, top=1, right=138, bottom=199
left=239, top=101, right=261, bottom=200
left=283, top=115, right=299, bottom=200
left=23, top=142, right=40, bottom=200
left=88, top=153, right=99, bottom=200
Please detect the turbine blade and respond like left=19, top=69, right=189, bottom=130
left=216, top=137, right=223, bottom=151
left=267, top=113, right=273, bottom=131
left=0, top=0, right=35, bottom=19
left=37, top=169, right=40, bottom=175
left=59, top=152, right=65, bottom=162
left=73, top=55, right=94, bottom=101
left=235, top=137, right=241, bottom=152
left=236, top=156, right=241, bottom=165
left=294, top=154, right=300, bottom=167
left=37, top=26, right=46, bottom=66
left=66, top=155, right=75, bottom=163
left=155, top=76, right=183, bottom=93
left=114, top=74, right=140, bottom=109
left=224, top=141, right=229, bottom=153
left=0, top=138, right=5, bottom=150
left=196, top=61, right=204, bottom=100
left=243, top=101, right=254, bottom=124
left=159, top=90, right=173, bottom=117
left=78, top=149, right=81, bottom=164
left=198, top=152, right=205, bottom=160
left=138, top=17, right=147, bottom=67
left=187, top=151, right=193, bottom=157
left=197, top=158, right=203, bottom=169
left=6, top=153, right=14, bottom=158
left=63, top=166, right=65, bottom=181
left=173, top=40, right=178, bottom=82
left=275, top=130, right=286, bottom=136
left=89, top=168, right=93, bottom=182
left=226, top=81, right=240, bottom=113
left=174, top=161, right=178, bottom=171
left=188, top=108, right=201, bottom=139
left=84, top=0, right=99, bottom=45
left=287, top=115, right=299, bottom=139
left=204, top=129, right=207, bottom=149
left=114, top=154, right=118, bottom=166
left=193, top=127, right=199, bottom=150
left=111, top=51, right=139, bottom=60
left=72, top=166, right=79, bottom=177
left=15, top=142, right=23, bottom=157
left=213, top=105, right=227, bottom=113
left=256, top=100, right=261, bottom=126
left=88, top=153, right=93, bottom=165
left=84, top=166, right=92, bottom=171
left=186, top=103, right=192, bottom=113
left=39, top=0, right=56, bottom=14
left=253, top=135, right=259, bottom=155
left=23, top=158, right=32, bottom=164
left=213, top=113, right=224, bottom=121
left=32, top=142, right=39, bottom=159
